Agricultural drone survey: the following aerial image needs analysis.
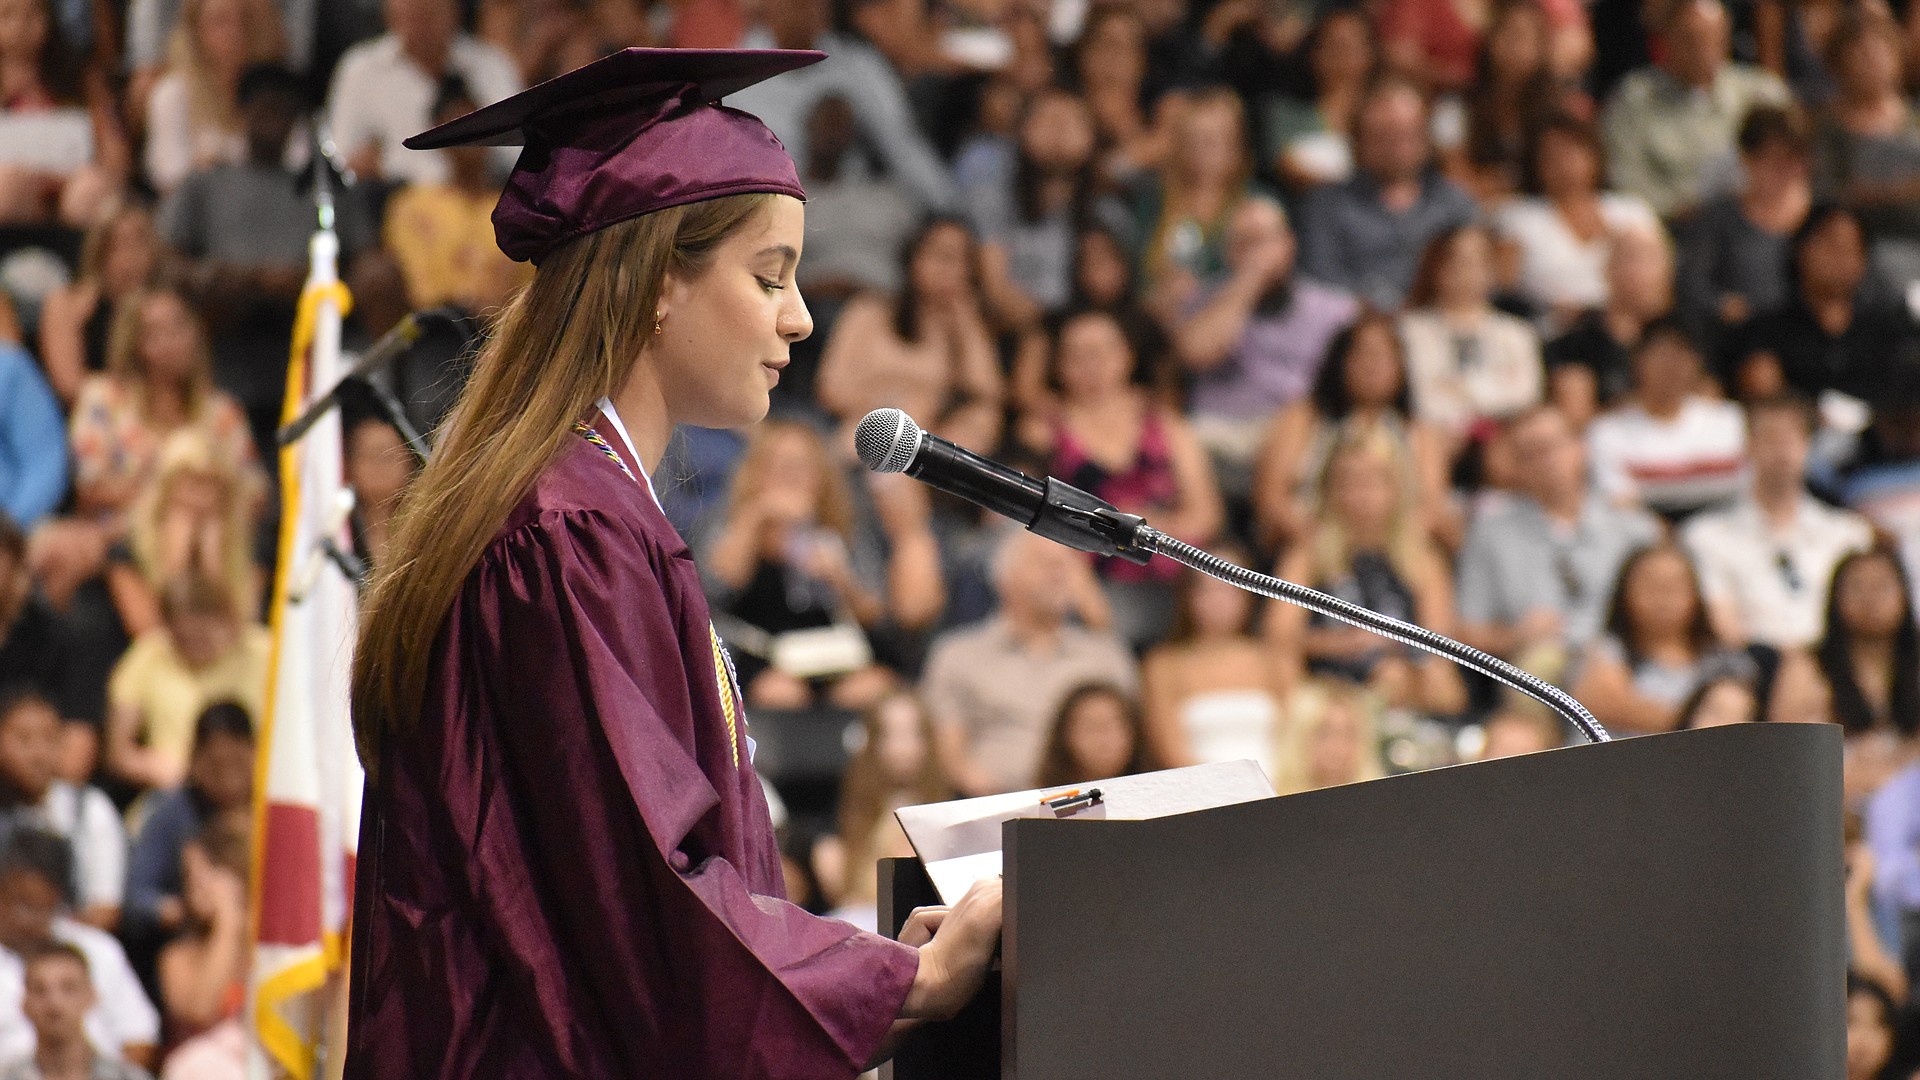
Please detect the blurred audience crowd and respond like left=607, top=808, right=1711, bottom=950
left=0, top=0, right=1918, bottom=1072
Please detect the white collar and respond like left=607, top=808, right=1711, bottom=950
left=596, top=396, right=662, bottom=510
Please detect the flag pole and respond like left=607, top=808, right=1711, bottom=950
left=246, top=118, right=362, bottom=1080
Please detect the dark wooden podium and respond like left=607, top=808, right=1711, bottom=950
left=881, top=722, right=1845, bottom=1080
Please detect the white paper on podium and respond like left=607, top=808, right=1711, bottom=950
left=894, top=760, right=1276, bottom=904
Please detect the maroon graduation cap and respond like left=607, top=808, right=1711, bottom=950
left=405, top=48, right=825, bottom=265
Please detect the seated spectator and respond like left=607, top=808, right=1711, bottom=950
left=1069, top=4, right=1167, bottom=181
left=1475, top=704, right=1567, bottom=759
left=1253, top=312, right=1456, bottom=552
left=1443, top=0, right=1591, bottom=204
left=1674, top=674, right=1760, bottom=728
left=35, top=204, right=163, bottom=408
left=1261, top=9, right=1376, bottom=193
left=1130, top=87, right=1263, bottom=314
left=1297, top=77, right=1477, bottom=309
left=1267, top=428, right=1468, bottom=718
left=1173, top=197, right=1358, bottom=505
left=1735, top=204, right=1915, bottom=403
left=729, top=0, right=953, bottom=209
left=0, top=524, right=69, bottom=713
left=154, top=813, right=246, bottom=1038
left=816, top=218, right=1004, bottom=455
left=141, top=0, right=291, bottom=195
left=105, top=575, right=268, bottom=792
left=0, top=0, right=127, bottom=226
left=1813, top=10, right=1920, bottom=284
left=342, top=409, right=417, bottom=572
left=1568, top=543, right=1756, bottom=735
left=1010, top=224, right=1173, bottom=421
left=1677, top=105, right=1812, bottom=332
left=1024, top=308, right=1223, bottom=648
left=1033, top=682, right=1157, bottom=788
left=1817, top=548, right=1920, bottom=743
left=1494, top=114, right=1658, bottom=328
left=1141, top=550, right=1288, bottom=772
left=1455, top=405, right=1661, bottom=674
left=1682, top=395, right=1873, bottom=648
left=920, top=529, right=1136, bottom=797
left=1542, top=225, right=1676, bottom=427
left=70, top=287, right=256, bottom=527
left=1863, top=758, right=1920, bottom=979
left=0, top=299, right=67, bottom=532
left=324, top=0, right=521, bottom=187
left=1752, top=0, right=1844, bottom=106
left=1602, top=0, right=1791, bottom=218
left=698, top=422, right=938, bottom=711
left=121, top=704, right=250, bottom=966
left=0, top=831, right=157, bottom=1068
left=116, top=430, right=261, bottom=638
left=790, top=96, right=920, bottom=304
left=1381, top=0, right=1586, bottom=97
left=380, top=75, right=529, bottom=314
left=1586, top=318, right=1747, bottom=519
left=1845, top=813, right=1913, bottom=1006
left=1844, top=972, right=1899, bottom=1080
left=0, top=945, right=150, bottom=1080
left=811, top=691, right=950, bottom=923
left=1836, top=354, right=1920, bottom=544
left=1270, top=679, right=1387, bottom=794
left=160, top=63, right=360, bottom=453
left=0, top=692, right=123, bottom=931
left=962, top=88, right=1120, bottom=330
left=1398, top=224, right=1545, bottom=448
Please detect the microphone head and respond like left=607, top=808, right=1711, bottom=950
left=854, top=409, right=922, bottom=474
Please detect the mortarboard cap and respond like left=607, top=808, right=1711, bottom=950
left=405, top=48, right=825, bottom=265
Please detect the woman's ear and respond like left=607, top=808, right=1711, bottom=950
left=656, top=270, right=693, bottom=327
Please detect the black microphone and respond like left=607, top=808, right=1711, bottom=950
left=854, top=409, right=1153, bottom=565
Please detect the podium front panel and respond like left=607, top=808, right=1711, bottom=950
left=1002, top=723, right=1844, bottom=1080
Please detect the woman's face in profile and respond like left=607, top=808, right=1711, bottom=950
left=651, top=196, right=813, bottom=429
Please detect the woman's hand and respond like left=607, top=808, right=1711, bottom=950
left=901, top=877, right=1003, bottom=1021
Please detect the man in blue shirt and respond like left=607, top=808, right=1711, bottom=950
left=0, top=299, right=67, bottom=532
left=1296, top=78, right=1477, bottom=310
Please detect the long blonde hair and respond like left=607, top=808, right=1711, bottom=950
left=1271, top=679, right=1387, bottom=795
left=165, top=0, right=287, bottom=135
left=1307, top=424, right=1424, bottom=587
left=130, top=429, right=259, bottom=618
left=351, top=195, right=775, bottom=774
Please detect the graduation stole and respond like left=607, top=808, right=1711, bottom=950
left=573, top=421, right=744, bottom=767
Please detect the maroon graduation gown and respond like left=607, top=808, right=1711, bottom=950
left=344, top=430, right=918, bottom=1079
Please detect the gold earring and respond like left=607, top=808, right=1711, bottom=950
left=653, top=311, right=664, bottom=336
